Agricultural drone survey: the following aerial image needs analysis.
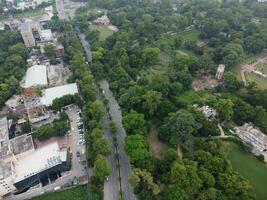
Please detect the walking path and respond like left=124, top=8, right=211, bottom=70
left=240, top=56, right=267, bottom=86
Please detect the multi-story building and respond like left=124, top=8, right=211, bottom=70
left=0, top=117, right=70, bottom=198
left=20, top=22, right=36, bottom=48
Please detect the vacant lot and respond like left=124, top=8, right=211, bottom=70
left=90, top=24, right=114, bottom=41
left=226, top=142, right=267, bottom=200
left=245, top=72, right=267, bottom=90
left=148, top=127, right=169, bottom=159
left=32, top=185, right=90, bottom=200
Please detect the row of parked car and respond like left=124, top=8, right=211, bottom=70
left=77, top=111, right=85, bottom=145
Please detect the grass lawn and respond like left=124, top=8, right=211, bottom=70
left=148, top=127, right=169, bottom=159
left=32, top=185, right=90, bottom=200
left=231, top=52, right=267, bottom=79
left=16, top=9, right=43, bottom=19
left=90, top=24, right=114, bottom=41
left=226, top=142, right=267, bottom=200
left=245, top=72, right=267, bottom=90
left=179, top=29, right=200, bottom=41
left=176, top=90, right=203, bottom=105
left=255, top=63, right=267, bottom=74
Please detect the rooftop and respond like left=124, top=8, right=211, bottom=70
left=40, top=29, right=52, bottom=42
left=40, top=83, right=78, bottom=106
left=20, top=22, right=31, bottom=33
left=0, top=134, right=34, bottom=160
left=0, top=161, right=12, bottom=180
left=13, top=142, right=67, bottom=183
left=0, top=117, right=9, bottom=145
left=24, top=65, right=48, bottom=88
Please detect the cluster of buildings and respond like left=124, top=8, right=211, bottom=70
left=4, top=16, right=80, bottom=125
left=3, top=0, right=51, bottom=11
left=0, top=5, right=83, bottom=199
left=193, top=104, right=217, bottom=119
left=0, top=5, right=53, bottom=31
left=234, top=123, right=267, bottom=161
left=0, top=117, right=70, bottom=198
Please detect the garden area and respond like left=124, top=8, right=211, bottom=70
left=32, top=186, right=89, bottom=200
left=245, top=72, right=267, bottom=90
left=90, top=24, right=115, bottom=41
left=225, top=141, right=267, bottom=200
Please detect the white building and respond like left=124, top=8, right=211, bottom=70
left=215, top=64, right=225, bottom=80
left=0, top=117, right=70, bottom=198
left=234, top=123, right=267, bottom=161
left=40, top=83, right=78, bottom=106
left=24, top=65, right=48, bottom=88
left=40, top=29, right=53, bottom=42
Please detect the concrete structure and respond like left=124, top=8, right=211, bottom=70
left=40, top=83, right=78, bottom=106
left=234, top=123, right=267, bottom=161
left=40, top=29, right=53, bottom=42
left=20, top=22, right=36, bottom=48
left=198, top=105, right=217, bottom=119
left=55, top=44, right=64, bottom=58
left=0, top=117, right=70, bottom=198
left=5, top=95, right=26, bottom=115
left=24, top=65, right=48, bottom=88
left=215, top=64, right=225, bottom=80
left=93, top=15, right=110, bottom=25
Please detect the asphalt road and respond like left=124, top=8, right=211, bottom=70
left=55, top=0, right=65, bottom=20
left=102, top=114, right=120, bottom=200
left=100, top=80, right=137, bottom=200
left=78, top=27, right=135, bottom=200
left=77, top=28, right=92, bottom=62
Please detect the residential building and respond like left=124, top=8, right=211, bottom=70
left=20, top=22, right=36, bottom=48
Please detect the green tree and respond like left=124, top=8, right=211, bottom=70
left=44, top=43, right=55, bottom=58
left=130, top=168, right=160, bottom=199
left=159, top=109, right=201, bottom=145
left=85, top=100, right=106, bottom=121
left=142, top=90, right=162, bottom=116
left=122, top=110, right=146, bottom=135
left=93, top=155, right=111, bottom=182
left=125, top=134, right=150, bottom=166
left=142, top=47, right=160, bottom=65
left=215, top=99, right=234, bottom=121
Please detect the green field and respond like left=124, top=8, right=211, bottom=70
left=32, top=185, right=89, bottom=200
left=90, top=24, right=114, bottom=41
left=256, top=63, right=267, bottom=74
left=226, top=142, right=267, bottom=200
left=176, top=90, right=203, bottom=105
left=245, top=72, right=267, bottom=90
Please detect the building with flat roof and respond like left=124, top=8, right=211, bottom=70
left=20, top=22, right=36, bottom=48
left=0, top=117, right=9, bottom=148
left=13, top=142, right=70, bottom=192
left=41, top=83, right=78, bottom=106
left=0, top=117, right=70, bottom=198
left=234, top=123, right=267, bottom=161
left=24, top=65, right=48, bottom=88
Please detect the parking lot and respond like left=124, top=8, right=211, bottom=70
left=5, top=105, right=88, bottom=200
